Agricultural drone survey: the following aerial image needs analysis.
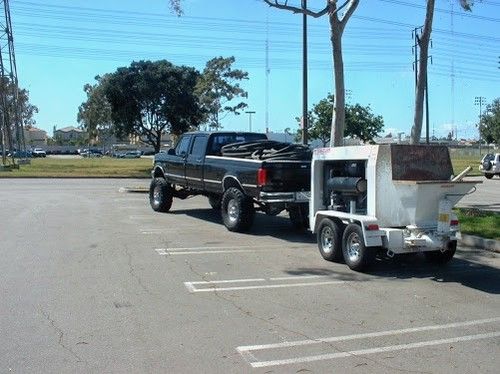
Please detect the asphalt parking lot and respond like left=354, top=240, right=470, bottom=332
left=1, top=179, right=499, bottom=373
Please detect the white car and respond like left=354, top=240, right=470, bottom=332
left=479, top=153, right=500, bottom=179
left=32, top=148, right=46, bottom=158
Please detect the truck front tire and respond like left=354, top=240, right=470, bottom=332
left=342, top=223, right=376, bottom=272
left=317, top=218, right=343, bottom=262
left=149, top=177, right=173, bottom=212
left=221, top=187, right=254, bottom=232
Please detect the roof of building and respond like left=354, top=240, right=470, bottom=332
left=55, top=126, right=85, bottom=133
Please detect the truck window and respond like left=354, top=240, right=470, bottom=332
left=208, top=133, right=267, bottom=155
left=190, top=136, right=208, bottom=157
left=175, top=136, right=191, bottom=156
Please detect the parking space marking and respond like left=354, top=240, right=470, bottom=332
left=154, top=244, right=306, bottom=255
left=237, top=317, right=500, bottom=368
left=184, top=278, right=345, bottom=293
left=247, top=332, right=500, bottom=368
left=129, top=215, right=153, bottom=220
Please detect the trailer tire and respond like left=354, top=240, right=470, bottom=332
left=149, top=177, right=173, bottom=212
left=424, top=240, right=457, bottom=264
left=317, top=218, right=343, bottom=262
left=342, top=223, right=376, bottom=271
left=289, top=204, right=309, bottom=231
left=208, top=194, right=222, bottom=210
left=221, top=187, right=254, bottom=232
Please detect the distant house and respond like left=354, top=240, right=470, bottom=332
left=53, top=126, right=87, bottom=143
left=24, top=126, right=48, bottom=147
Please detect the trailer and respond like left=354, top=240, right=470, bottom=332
left=310, top=144, right=480, bottom=271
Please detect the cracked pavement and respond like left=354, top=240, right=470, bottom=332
left=1, top=179, right=499, bottom=373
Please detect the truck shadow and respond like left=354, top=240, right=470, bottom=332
left=171, top=209, right=316, bottom=244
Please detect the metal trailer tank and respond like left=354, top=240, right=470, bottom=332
left=310, top=144, right=480, bottom=271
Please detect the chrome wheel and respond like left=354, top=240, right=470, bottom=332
left=153, top=186, right=161, bottom=205
left=227, top=199, right=239, bottom=223
left=320, top=226, right=333, bottom=255
left=346, top=232, right=361, bottom=263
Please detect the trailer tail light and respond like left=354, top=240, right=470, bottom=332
left=366, top=224, right=379, bottom=231
left=450, top=219, right=459, bottom=227
left=257, top=168, right=268, bottom=186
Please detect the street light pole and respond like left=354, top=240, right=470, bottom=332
left=245, top=111, right=256, bottom=132
left=474, top=96, right=486, bottom=155
left=301, top=0, right=308, bottom=145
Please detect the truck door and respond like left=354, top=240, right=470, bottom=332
left=185, top=135, right=208, bottom=190
left=169, top=135, right=191, bottom=184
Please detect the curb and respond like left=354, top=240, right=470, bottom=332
left=460, top=234, right=500, bottom=253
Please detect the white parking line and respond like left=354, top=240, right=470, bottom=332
left=184, top=280, right=345, bottom=293
left=237, top=317, right=500, bottom=368
left=154, top=244, right=305, bottom=255
left=248, top=332, right=500, bottom=368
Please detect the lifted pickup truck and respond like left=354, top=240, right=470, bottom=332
left=150, top=131, right=311, bottom=232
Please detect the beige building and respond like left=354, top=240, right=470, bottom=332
left=24, top=126, right=48, bottom=147
left=53, top=126, right=87, bottom=142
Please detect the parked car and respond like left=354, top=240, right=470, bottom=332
left=8, top=149, right=32, bottom=158
left=81, top=149, right=103, bottom=158
left=32, top=148, right=47, bottom=158
left=122, top=150, right=142, bottom=158
left=479, top=153, right=500, bottom=179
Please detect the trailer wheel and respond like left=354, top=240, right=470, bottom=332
left=342, top=223, right=376, bottom=271
left=289, top=204, right=309, bottom=231
left=149, top=177, right=173, bottom=212
left=221, top=187, right=255, bottom=232
left=208, top=194, right=221, bottom=210
left=317, top=218, right=343, bottom=262
left=424, top=240, right=457, bottom=264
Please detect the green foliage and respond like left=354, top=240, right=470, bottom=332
left=456, top=208, right=500, bottom=240
left=78, top=74, right=113, bottom=144
left=0, top=77, right=38, bottom=128
left=479, top=98, right=500, bottom=144
left=195, top=56, right=248, bottom=130
left=302, top=94, right=384, bottom=145
left=103, top=60, right=202, bottom=152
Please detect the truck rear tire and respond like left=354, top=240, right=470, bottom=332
left=485, top=173, right=493, bottom=179
left=289, top=204, right=309, bottom=231
left=342, top=223, right=376, bottom=272
left=317, top=218, right=343, bottom=262
left=424, top=240, right=457, bottom=264
left=149, top=177, right=173, bottom=212
left=221, top=187, right=255, bottom=232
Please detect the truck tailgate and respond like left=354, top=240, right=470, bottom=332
left=262, top=160, right=310, bottom=192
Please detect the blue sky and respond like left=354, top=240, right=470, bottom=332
left=10, top=0, right=500, bottom=139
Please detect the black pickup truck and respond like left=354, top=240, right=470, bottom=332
left=149, top=131, right=311, bottom=232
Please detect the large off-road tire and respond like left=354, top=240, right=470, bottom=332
left=317, top=218, right=343, bottom=262
left=424, top=240, right=457, bottom=264
left=149, top=177, right=173, bottom=212
left=208, top=194, right=222, bottom=210
left=221, top=187, right=255, bottom=232
left=485, top=173, right=493, bottom=179
left=482, top=160, right=492, bottom=171
left=289, top=204, right=309, bottom=231
left=342, top=223, right=376, bottom=272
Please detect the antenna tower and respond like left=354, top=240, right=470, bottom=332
left=0, top=0, right=26, bottom=168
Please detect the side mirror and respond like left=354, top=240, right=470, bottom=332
left=167, top=148, right=175, bottom=155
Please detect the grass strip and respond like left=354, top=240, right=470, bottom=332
left=455, top=208, right=500, bottom=240
left=0, top=157, right=152, bottom=178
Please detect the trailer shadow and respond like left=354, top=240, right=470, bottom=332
left=365, top=253, right=500, bottom=295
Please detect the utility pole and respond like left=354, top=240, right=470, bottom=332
left=412, top=26, right=431, bottom=144
left=265, top=11, right=270, bottom=134
left=474, top=96, right=486, bottom=155
left=301, top=0, right=308, bottom=145
left=245, top=111, right=256, bottom=132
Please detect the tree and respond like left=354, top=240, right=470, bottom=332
left=264, top=0, right=359, bottom=147
left=103, top=60, right=203, bottom=152
left=410, top=0, right=473, bottom=144
left=302, top=94, right=384, bottom=145
left=195, top=56, right=248, bottom=130
left=479, top=98, right=500, bottom=144
left=77, top=74, right=113, bottom=146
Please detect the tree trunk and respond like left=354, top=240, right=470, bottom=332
left=154, top=133, right=162, bottom=153
left=410, top=0, right=435, bottom=144
left=330, top=24, right=345, bottom=147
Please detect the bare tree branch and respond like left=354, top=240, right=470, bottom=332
left=339, top=0, right=359, bottom=32
left=263, top=0, right=329, bottom=18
